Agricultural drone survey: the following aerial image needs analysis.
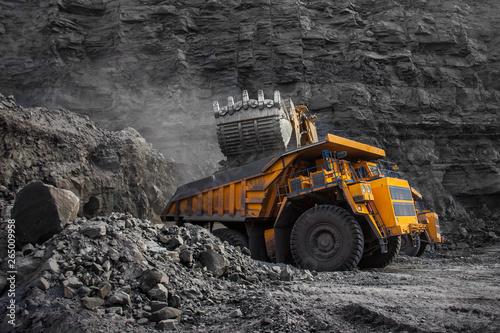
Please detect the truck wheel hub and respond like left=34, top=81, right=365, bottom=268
left=309, top=225, right=341, bottom=259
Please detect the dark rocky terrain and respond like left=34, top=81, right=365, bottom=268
left=0, top=93, right=199, bottom=222
left=1, top=0, right=500, bottom=331
left=0, top=212, right=312, bottom=332
left=1, top=0, right=499, bottom=233
left=0, top=212, right=499, bottom=333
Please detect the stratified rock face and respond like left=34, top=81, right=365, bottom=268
left=0, top=0, right=499, bottom=228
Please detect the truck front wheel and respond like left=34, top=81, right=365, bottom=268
left=358, top=235, right=401, bottom=269
left=290, top=205, right=364, bottom=271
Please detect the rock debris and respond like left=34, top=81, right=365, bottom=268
left=0, top=212, right=313, bottom=332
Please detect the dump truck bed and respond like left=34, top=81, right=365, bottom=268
left=161, top=135, right=386, bottom=223
left=169, top=155, right=276, bottom=203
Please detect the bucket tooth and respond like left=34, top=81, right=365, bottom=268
left=242, top=90, right=249, bottom=109
left=274, top=91, right=281, bottom=108
left=228, top=96, right=235, bottom=115
left=258, top=90, right=264, bottom=110
left=213, top=101, right=220, bottom=118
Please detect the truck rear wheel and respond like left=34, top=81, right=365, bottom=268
left=400, top=234, right=421, bottom=257
left=290, top=205, right=364, bottom=271
left=213, top=228, right=249, bottom=249
left=358, top=235, right=401, bottom=269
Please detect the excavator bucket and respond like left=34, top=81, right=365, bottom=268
left=214, top=90, right=293, bottom=159
left=214, top=90, right=318, bottom=161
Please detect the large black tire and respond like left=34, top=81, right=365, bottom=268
left=358, top=236, right=401, bottom=269
left=290, top=205, right=364, bottom=271
left=213, top=228, right=249, bottom=249
left=400, top=234, right=421, bottom=257
left=415, top=237, right=428, bottom=257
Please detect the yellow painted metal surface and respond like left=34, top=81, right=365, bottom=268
left=369, top=177, right=422, bottom=237
left=423, top=212, right=442, bottom=243
left=289, top=101, right=319, bottom=148
left=324, top=134, right=386, bottom=160
left=288, top=176, right=311, bottom=192
left=347, top=183, right=374, bottom=202
left=410, top=187, right=423, bottom=200
left=163, top=160, right=293, bottom=221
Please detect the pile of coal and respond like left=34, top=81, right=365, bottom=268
left=0, top=213, right=313, bottom=332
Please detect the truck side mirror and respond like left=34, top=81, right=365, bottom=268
left=334, top=151, right=347, bottom=159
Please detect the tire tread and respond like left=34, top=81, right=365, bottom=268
left=290, top=205, right=364, bottom=271
left=213, top=228, right=249, bottom=249
left=358, top=235, right=401, bottom=269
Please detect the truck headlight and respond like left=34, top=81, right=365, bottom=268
left=361, top=184, right=366, bottom=194
left=367, top=185, right=371, bottom=194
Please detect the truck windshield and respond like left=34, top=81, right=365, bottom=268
left=368, top=164, right=380, bottom=176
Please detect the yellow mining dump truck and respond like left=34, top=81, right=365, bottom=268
left=161, top=133, right=443, bottom=271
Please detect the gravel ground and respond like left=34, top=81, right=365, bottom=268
left=186, top=246, right=500, bottom=333
left=0, top=213, right=498, bottom=333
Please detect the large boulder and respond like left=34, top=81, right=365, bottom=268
left=139, top=269, right=169, bottom=293
left=12, top=181, right=79, bottom=247
left=197, top=249, right=229, bottom=278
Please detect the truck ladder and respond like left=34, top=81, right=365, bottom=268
left=368, top=202, right=389, bottom=252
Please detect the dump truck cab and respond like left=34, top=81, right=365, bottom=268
left=353, top=161, right=382, bottom=180
left=162, top=134, right=442, bottom=271
left=271, top=136, right=431, bottom=269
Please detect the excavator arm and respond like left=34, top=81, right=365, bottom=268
left=289, top=102, right=318, bottom=148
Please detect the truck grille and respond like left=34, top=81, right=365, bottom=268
left=393, top=202, right=416, bottom=216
